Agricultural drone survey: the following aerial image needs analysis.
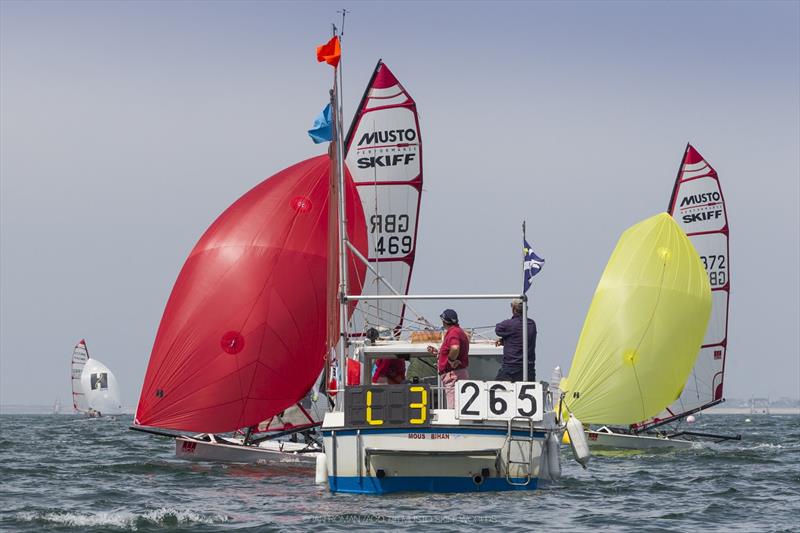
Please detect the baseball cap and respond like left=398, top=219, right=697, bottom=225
left=440, top=309, right=459, bottom=324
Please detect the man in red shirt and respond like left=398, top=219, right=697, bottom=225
left=427, top=308, right=470, bottom=408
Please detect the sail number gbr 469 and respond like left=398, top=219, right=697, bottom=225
left=455, top=381, right=544, bottom=421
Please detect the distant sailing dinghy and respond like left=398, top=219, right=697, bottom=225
left=560, top=213, right=712, bottom=450
left=577, top=145, right=738, bottom=450
left=71, top=339, right=123, bottom=417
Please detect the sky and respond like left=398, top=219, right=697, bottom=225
left=1, top=0, right=798, bottom=409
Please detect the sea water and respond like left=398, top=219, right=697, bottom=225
left=1, top=414, right=798, bottom=532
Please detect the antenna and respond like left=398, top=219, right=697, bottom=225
left=338, top=8, right=349, bottom=37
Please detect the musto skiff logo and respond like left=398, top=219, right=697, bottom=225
left=356, top=128, right=418, bottom=169
left=679, top=191, right=723, bottom=224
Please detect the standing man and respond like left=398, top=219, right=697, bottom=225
left=495, top=298, right=537, bottom=381
left=427, top=309, right=470, bottom=408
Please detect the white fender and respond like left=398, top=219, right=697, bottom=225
left=566, top=414, right=590, bottom=469
left=539, top=439, right=551, bottom=481
left=315, top=453, right=328, bottom=484
left=547, top=433, right=562, bottom=480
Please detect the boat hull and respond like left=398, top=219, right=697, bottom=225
left=323, top=411, right=554, bottom=494
left=175, top=436, right=318, bottom=467
left=586, top=429, right=694, bottom=450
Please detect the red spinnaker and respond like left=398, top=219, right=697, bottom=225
left=135, top=156, right=367, bottom=433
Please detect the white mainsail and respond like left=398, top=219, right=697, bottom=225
left=637, top=144, right=729, bottom=429
left=344, top=61, right=423, bottom=336
left=80, top=357, right=123, bottom=415
left=71, top=339, right=90, bottom=413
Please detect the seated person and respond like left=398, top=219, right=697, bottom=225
left=372, top=357, right=407, bottom=384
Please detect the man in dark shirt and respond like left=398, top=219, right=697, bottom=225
left=495, top=298, right=536, bottom=381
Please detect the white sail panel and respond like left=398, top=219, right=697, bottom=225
left=348, top=107, right=420, bottom=183
left=704, top=291, right=729, bottom=346
left=358, top=185, right=420, bottom=260
left=667, top=346, right=725, bottom=417
left=71, top=339, right=89, bottom=413
left=81, top=358, right=123, bottom=415
left=692, top=233, right=728, bottom=289
left=344, top=61, right=422, bottom=335
left=672, top=176, right=725, bottom=234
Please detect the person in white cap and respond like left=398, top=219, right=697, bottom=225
left=427, top=308, right=470, bottom=408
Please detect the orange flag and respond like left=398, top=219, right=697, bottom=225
left=316, top=36, right=341, bottom=68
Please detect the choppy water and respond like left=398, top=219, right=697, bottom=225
left=1, top=414, right=798, bottom=532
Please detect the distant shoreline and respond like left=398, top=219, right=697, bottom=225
left=704, top=407, right=800, bottom=415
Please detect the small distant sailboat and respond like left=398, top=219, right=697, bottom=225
left=70, top=339, right=123, bottom=417
left=560, top=213, right=713, bottom=449
left=52, top=398, right=62, bottom=414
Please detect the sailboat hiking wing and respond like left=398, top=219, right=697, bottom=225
left=71, top=339, right=90, bottom=413
left=344, top=61, right=423, bottom=336
left=561, top=213, right=712, bottom=426
left=634, top=144, right=730, bottom=430
left=135, top=156, right=368, bottom=433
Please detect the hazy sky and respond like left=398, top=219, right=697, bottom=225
left=1, top=1, right=798, bottom=408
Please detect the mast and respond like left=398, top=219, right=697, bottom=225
left=522, top=221, right=529, bottom=381
left=331, top=22, right=349, bottom=406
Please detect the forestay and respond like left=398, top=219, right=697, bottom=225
left=637, top=145, right=730, bottom=429
left=344, top=61, right=422, bottom=335
left=561, top=214, right=712, bottom=425
left=71, top=339, right=90, bottom=413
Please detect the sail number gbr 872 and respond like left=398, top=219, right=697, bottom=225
left=455, top=381, right=544, bottom=421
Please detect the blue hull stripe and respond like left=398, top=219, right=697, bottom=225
left=329, top=475, right=539, bottom=494
left=322, top=427, right=546, bottom=438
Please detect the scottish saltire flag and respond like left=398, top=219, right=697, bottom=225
left=307, top=103, right=332, bottom=143
left=523, top=240, right=545, bottom=293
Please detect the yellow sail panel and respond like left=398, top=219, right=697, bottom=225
left=562, top=213, right=711, bottom=425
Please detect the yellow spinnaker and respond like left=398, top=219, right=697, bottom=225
left=561, top=213, right=711, bottom=425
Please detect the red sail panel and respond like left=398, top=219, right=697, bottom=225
left=344, top=61, right=423, bottom=334
left=135, top=155, right=367, bottom=433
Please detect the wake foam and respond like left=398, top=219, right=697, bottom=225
left=15, top=508, right=231, bottom=529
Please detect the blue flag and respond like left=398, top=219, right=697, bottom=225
left=307, top=103, right=332, bottom=144
left=523, top=240, right=545, bottom=293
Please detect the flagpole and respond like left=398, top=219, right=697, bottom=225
left=522, top=220, right=529, bottom=381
